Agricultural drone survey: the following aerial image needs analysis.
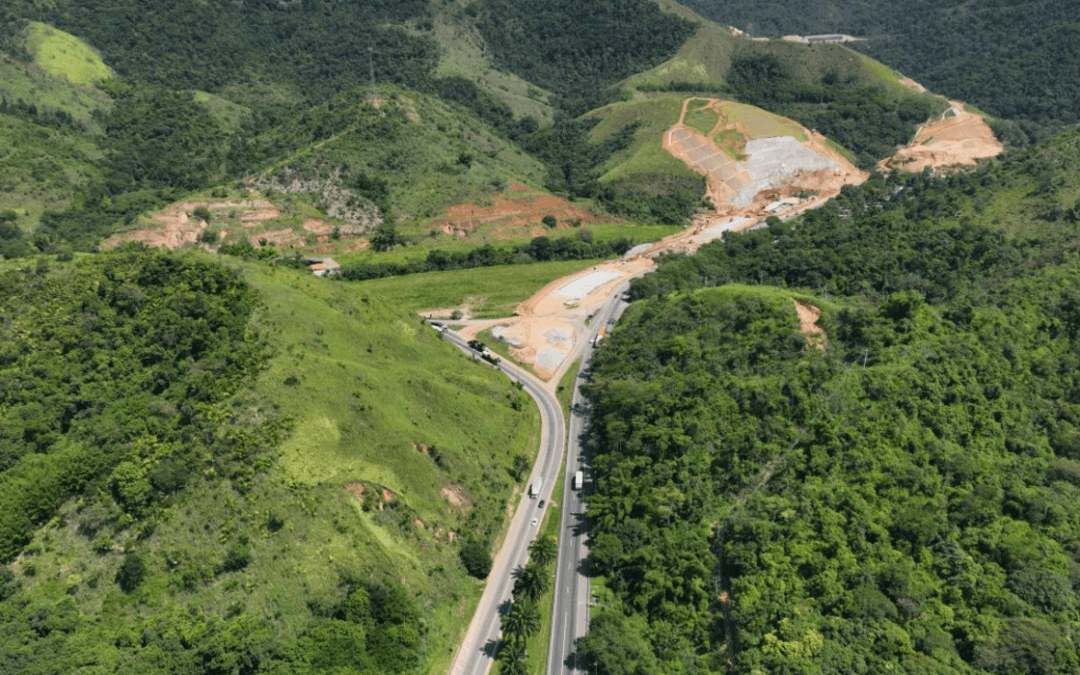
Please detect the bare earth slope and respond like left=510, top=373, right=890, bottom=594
left=879, top=99, right=1003, bottom=173
left=663, top=97, right=867, bottom=230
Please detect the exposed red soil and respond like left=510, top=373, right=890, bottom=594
left=430, top=183, right=607, bottom=238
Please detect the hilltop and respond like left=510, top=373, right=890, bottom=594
left=676, top=0, right=1080, bottom=136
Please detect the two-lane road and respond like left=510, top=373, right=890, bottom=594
left=547, top=286, right=629, bottom=675
left=443, top=332, right=566, bottom=675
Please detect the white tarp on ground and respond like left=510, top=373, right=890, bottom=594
left=556, top=271, right=622, bottom=300
left=691, top=217, right=751, bottom=245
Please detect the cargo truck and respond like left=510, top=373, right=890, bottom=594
left=574, top=470, right=583, bottom=490
left=529, top=478, right=542, bottom=498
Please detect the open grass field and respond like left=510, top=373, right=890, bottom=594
left=25, top=22, right=113, bottom=87
left=354, top=259, right=603, bottom=318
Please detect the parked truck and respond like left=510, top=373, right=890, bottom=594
left=574, top=470, right=583, bottom=490
left=529, top=478, right=542, bottom=498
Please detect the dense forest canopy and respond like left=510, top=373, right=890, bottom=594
left=676, top=0, right=1080, bottom=134
left=7, top=0, right=434, bottom=100
left=0, top=251, right=272, bottom=562
left=576, top=128, right=1080, bottom=674
left=475, top=0, right=697, bottom=114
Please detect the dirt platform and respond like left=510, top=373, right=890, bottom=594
left=879, top=101, right=1003, bottom=173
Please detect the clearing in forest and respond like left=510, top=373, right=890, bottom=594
left=879, top=100, right=1003, bottom=172
left=428, top=183, right=605, bottom=239
left=663, top=98, right=866, bottom=222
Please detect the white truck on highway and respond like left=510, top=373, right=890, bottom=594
left=574, top=470, right=583, bottom=490
left=529, top=478, right=542, bottom=498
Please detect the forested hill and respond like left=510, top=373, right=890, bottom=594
left=576, top=126, right=1080, bottom=674
left=675, top=0, right=1080, bottom=137
left=0, top=250, right=540, bottom=673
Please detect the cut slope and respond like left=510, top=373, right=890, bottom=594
left=663, top=97, right=866, bottom=216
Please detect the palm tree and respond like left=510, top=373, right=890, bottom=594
left=497, top=637, right=528, bottom=675
left=501, top=600, right=541, bottom=642
left=512, top=562, right=551, bottom=603
left=529, top=534, right=558, bottom=568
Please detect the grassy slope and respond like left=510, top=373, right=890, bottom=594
left=0, top=52, right=110, bottom=128
left=431, top=0, right=554, bottom=123
left=587, top=96, right=698, bottom=185
left=0, top=111, right=102, bottom=223
left=9, top=257, right=542, bottom=674
left=192, top=90, right=252, bottom=133
left=0, top=30, right=111, bottom=226
left=349, top=259, right=602, bottom=319
left=24, top=21, right=113, bottom=87
left=959, top=125, right=1080, bottom=237
left=248, top=89, right=546, bottom=222
left=626, top=4, right=930, bottom=102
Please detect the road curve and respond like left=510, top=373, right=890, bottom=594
left=443, top=331, right=566, bottom=675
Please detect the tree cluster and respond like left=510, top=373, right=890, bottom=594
left=498, top=535, right=558, bottom=674
left=0, top=250, right=274, bottom=561
left=476, top=0, right=695, bottom=115
left=337, top=232, right=636, bottom=282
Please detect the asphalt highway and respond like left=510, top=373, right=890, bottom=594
left=443, top=331, right=566, bottom=675
left=546, top=285, right=629, bottom=675
left=442, top=282, right=630, bottom=675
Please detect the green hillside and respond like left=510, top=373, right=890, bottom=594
left=24, top=21, right=112, bottom=86
left=577, top=125, right=1080, bottom=674
left=674, top=0, right=1080, bottom=133
left=616, top=9, right=946, bottom=168
left=0, top=250, right=539, bottom=674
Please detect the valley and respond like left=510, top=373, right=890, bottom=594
left=1, top=1, right=1077, bottom=675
